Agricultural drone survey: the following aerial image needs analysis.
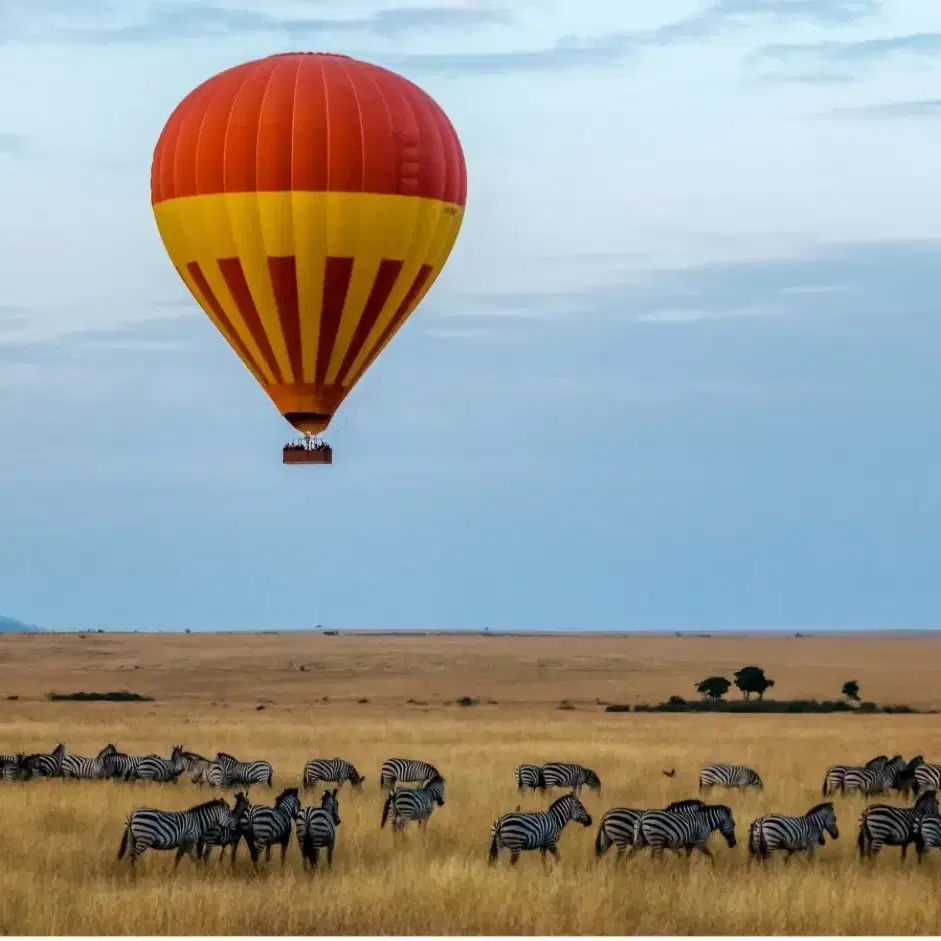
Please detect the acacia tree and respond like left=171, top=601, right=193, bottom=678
left=842, top=680, right=861, bottom=702
left=696, top=676, right=732, bottom=701
left=734, top=666, right=775, bottom=701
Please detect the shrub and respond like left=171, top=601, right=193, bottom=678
left=46, top=690, right=154, bottom=703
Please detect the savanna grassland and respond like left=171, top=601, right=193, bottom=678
left=2, top=630, right=941, bottom=935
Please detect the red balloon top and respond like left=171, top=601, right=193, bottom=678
left=151, top=52, right=467, bottom=207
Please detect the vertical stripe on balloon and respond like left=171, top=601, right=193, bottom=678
left=267, top=256, right=303, bottom=384
left=316, top=257, right=355, bottom=385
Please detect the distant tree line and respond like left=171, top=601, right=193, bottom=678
left=694, top=668, right=863, bottom=705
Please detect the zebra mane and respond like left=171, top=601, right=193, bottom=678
left=666, top=799, right=704, bottom=812
left=186, top=797, right=230, bottom=813
left=915, top=789, right=938, bottom=809
left=548, top=792, right=580, bottom=812
left=805, top=801, right=834, bottom=817
left=217, top=751, right=238, bottom=762
left=274, top=787, right=299, bottom=807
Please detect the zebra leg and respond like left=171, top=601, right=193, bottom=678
left=173, top=846, right=188, bottom=870
left=696, top=843, right=715, bottom=864
left=326, top=845, right=333, bottom=868
left=901, top=843, right=909, bottom=863
left=312, top=847, right=320, bottom=868
left=784, top=850, right=795, bottom=864
left=548, top=846, right=561, bottom=866
left=279, top=837, right=289, bottom=867
left=265, top=845, right=272, bottom=862
left=510, top=851, right=521, bottom=866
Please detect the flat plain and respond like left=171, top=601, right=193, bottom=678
left=2, top=630, right=941, bottom=935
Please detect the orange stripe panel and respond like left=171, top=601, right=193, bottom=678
left=315, top=257, right=354, bottom=386
left=218, top=257, right=283, bottom=383
left=268, top=256, right=303, bottom=384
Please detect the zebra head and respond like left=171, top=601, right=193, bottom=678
left=552, top=792, right=592, bottom=828
left=168, top=745, right=185, bottom=771
left=706, top=805, right=736, bottom=848
left=914, top=790, right=938, bottom=817
left=583, top=768, right=602, bottom=793
left=425, top=774, right=447, bottom=806
left=749, top=771, right=764, bottom=790
left=865, top=754, right=888, bottom=771
left=233, top=791, right=252, bottom=826
left=96, top=744, right=118, bottom=761
left=322, top=788, right=341, bottom=825
left=807, top=801, right=838, bottom=841
left=666, top=799, right=705, bottom=813
left=276, top=787, right=301, bottom=817
left=348, top=766, right=365, bottom=791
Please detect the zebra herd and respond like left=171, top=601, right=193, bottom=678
left=6, top=744, right=941, bottom=871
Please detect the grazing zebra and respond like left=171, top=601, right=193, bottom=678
left=22, top=743, right=66, bottom=779
left=216, top=751, right=273, bottom=788
left=379, top=757, right=440, bottom=789
left=698, top=764, right=762, bottom=792
left=302, top=757, right=364, bottom=792
left=893, top=756, right=925, bottom=798
left=843, top=755, right=905, bottom=798
left=915, top=814, right=941, bottom=863
left=632, top=804, right=737, bottom=862
left=749, top=802, right=839, bottom=862
left=240, top=787, right=301, bottom=866
left=822, top=755, right=888, bottom=797
left=541, top=762, right=602, bottom=796
left=594, top=800, right=705, bottom=859
left=913, top=763, right=941, bottom=796
left=117, top=798, right=232, bottom=867
left=134, top=746, right=186, bottom=783
left=489, top=792, right=593, bottom=866
left=380, top=774, right=446, bottom=832
left=515, top=764, right=546, bottom=792
left=296, top=789, right=342, bottom=869
left=201, top=792, right=250, bottom=864
left=858, top=790, right=939, bottom=861
left=61, top=744, right=118, bottom=780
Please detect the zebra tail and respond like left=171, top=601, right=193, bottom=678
left=594, top=822, right=610, bottom=857
left=302, top=829, right=315, bottom=862
left=822, top=776, right=829, bottom=797
left=117, top=823, right=131, bottom=860
left=758, top=822, right=769, bottom=859
left=380, top=793, right=393, bottom=829
left=857, top=820, right=867, bottom=858
left=488, top=827, right=500, bottom=865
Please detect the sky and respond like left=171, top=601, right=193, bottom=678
left=2, top=0, right=941, bottom=632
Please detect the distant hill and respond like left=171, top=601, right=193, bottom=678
left=0, top=615, right=45, bottom=633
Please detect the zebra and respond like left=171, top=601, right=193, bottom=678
left=489, top=792, right=593, bottom=866
left=296, top=788, right=342, bottom=869
left=302, top=757, right=364, bottom=792
left=0, top=753, right=27, bottom=781
left=915, top=814, right=941, bottom=863
left=22, top=743, right=66, bottom=779
left=913, top=763, right=941, bottom=796
left=134, top=746, right=186, bottom=783
left=632, top=804, right=737, bottom=862
left=103, top=750, right=152, bottom=781
left=515, top=764, right=546, bottom=793
left=748, top=802, right=839, bottom=862
left=117, top=798, right=232, bottom=868
left=857, top=789, right=939, bottom=861
left=379, top=758, right=440, bottom=789
left=541, top=762, right=601, bottom=796
left=594, top=800, right=705, bottom=860
left=61, top=744, right=118, bottom=780
left=201, top=791, right=251, bottom=864
left=893, top=756, right=925, bottom=798
left=239, top=787, right=301, bottom=866
left=380, top=773, right=446, bottom=832
left=698, top=764, right=762, bottom=792
left=822, top=755, right=888, bottom=797
left=216, top=751, right=273, bottom=788
left=843, top=755, right=905, bottom=798
left=178, top=750, right=215, bottom=785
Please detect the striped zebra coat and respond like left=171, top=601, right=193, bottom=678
left=200, top=792, right=250, bottom=864
left=61, top=744, right=118, bottom=780
left=489, top=792, right=593, bottom=866
left=843, top=755, right=905, bottom=798
left=103, top=750, right=152, bottom=781
left=594, top=800, right=705, bottom=859
left=21, top=743, right=66, bottom=779
left=216, top=751, right=273, bottom=788
left=380, top=774, right=446, bottom=832
left=915, top=814, right=941, bottom=863
left=0, top=753, right=26, bottom=780
left=296, top=789, right=341, bottom=869
left=302, top=758, right=364, bottom=791
left=858, top=790, right=939, bottom=861
left=822, top=755, right=887, bottom=797
left=748, top=802, right=839, bottom=862
left=632, top=804, right=737, bottom=861
left=541, top=762, right=601, bottom=796
left=379, top=758, right=440, bottom=789
left=240, top=787, right=301, bottom=866
left=135, top=746, right=186, bottom=783
left=893, top=756, right=925, bottom=798
left=117, top=798, right=232, bottom=867
left=515, top=764, right=546, bottom=792
left=913, top=763, right=941, bottom=796
left=699, top=764, right=762, bottom=792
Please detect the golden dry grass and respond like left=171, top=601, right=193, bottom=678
left=2, top=631, right=941, bottom=935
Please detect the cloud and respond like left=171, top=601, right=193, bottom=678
left=1, top=1, right=514, bottom=44
left=634, top=306, right=781, bottom=324
left=828, top=98, right=941, bottom=119
left=758, top=31, right=941, bottom=70
left=0, top=133, right=30, bottom=156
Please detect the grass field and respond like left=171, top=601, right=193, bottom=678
left=2, top=631, right=941, bottom=935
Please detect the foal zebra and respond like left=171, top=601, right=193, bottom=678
left=302, top=758, right=364, bottom=792
left=489, top=792, right=593, bottom=866
left=380, top=774, right=446, bottom=832
left=240, top=787, right=301, bottom=866
left=61, top=744, right=117, bottom=780
left=379, top=758, right=440, bottom=789
left=843, top=755, right=905, bottom=798
left=541, top=762, right=601, bottom=796
left=216, top=751, right=273, bottom=788
left=632, top=804, right=737, bottom=862
left=748, top=802, right=839, bottom=862
left=117, top=798, right=232, bottom=867
left=594, top=800, right=705, bottom=859
left=858, top=790, right=939, bottom=861
left=698, top=764, right=762, bottom=792
left=515, top=764, right=546, bottom=793
left=200, top=792, right=250, bottom=864
left=296, top=789, right=342, bottom=869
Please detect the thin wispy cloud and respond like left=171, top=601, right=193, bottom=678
left=0, top=133, right=31, bottom=156
left=828, top=98, right=941, bottom=119
left=758, top=31, right=941, bottom=69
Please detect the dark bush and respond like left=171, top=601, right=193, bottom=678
left=456, top=696, right=479, bottom=707
left=47, top=690, right=154, bottom=702
left=605, top=703, right=633, bottom=712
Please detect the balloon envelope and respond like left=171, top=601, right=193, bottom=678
left=151, top=52, right=467, bottom=436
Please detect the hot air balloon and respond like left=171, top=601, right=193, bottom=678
left=150, top=52, right=467, bottom=464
